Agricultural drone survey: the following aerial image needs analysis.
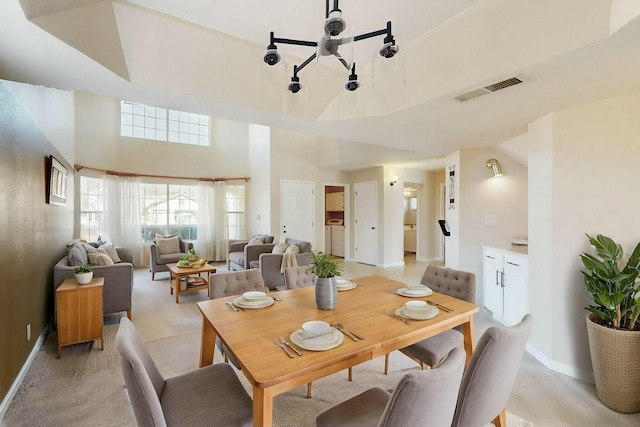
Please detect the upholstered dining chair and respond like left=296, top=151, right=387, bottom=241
left=385, top=265, right=476, bottom=374
left=452, top=314, right=532, bottom=427
left=209, top=269, right=268, bottom=368
left=115, top=317, right=253, bottom=427
left=283, top=265, right=316, bottom=290
left=316, top=347, right=466, bottom=427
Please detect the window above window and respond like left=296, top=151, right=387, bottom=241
left=120, top=101, right=210, bottom=146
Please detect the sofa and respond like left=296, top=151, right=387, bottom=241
left=149, top=236, right=194, bottom=280
left=227, top=235, right=275, bottom=271
left=257, top=238, right=312, bottom=290
left=53, top=241, right=134, bottom=324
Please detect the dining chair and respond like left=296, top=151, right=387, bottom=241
left=385, top=265, right=476, bottom=374
left=316, top=346, right=466, bottom=427
left=115, top=317, right=253, bottom=427
left=452, top=314, right=532, bottom=427
left=283, top=265, right=316, bottom=290
left=209, top=269, right=268, bottom=368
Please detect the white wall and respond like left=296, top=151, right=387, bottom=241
left=248, top=124, right=271, bottom=238
left=3, top=80, right=75, bottom=163
left=528, top=91, right=640, bottom=380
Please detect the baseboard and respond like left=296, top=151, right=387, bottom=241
left=525, top=342, right=595, bottom=383
left=416, top=257, right=443, bottom=263
left=377, top=261, right=405, bottom=268
left=0, top=323, right=49, bottom=421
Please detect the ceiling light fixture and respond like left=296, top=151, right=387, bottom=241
left=486, top=159, right=503, bottom=177
left=263, top=0, right=400, bottom=94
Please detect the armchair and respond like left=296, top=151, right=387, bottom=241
left=149, top=236, right=193, bottom=280
left=227, top=235, right=275, bottom=271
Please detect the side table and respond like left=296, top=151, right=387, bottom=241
left=56, top=277, right=104, bottom=358
left=167, top=263, right=216, bottom=303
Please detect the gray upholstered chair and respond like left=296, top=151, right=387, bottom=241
left=283, top=265, right=316, bottom=290
left=209, top=269, right=268, bottom=368
left=316, top=347, right=466, bottom=427
left=452, top=314, right=532, bottom=427
left=115, top=317, right=253, bottom=427
left=385, top=265, right=476, bottom=374
left=149, top=236, right=193, bottom=280
left=227, top=235, right=275, bottom=271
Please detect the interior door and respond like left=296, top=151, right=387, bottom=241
left=354, top=181, right=377, bottom=265
left=280, top=180, right=314, bottom=244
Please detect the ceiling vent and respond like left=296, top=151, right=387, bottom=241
left=454, top=75, right=527, bottom=102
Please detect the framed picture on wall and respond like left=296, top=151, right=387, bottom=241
left=47, top=155, right=68, bottom=206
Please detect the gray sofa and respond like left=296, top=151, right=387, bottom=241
left=228, top=235, right=275, bottom=271
left=54, top=242, right=134, bottom=322
left=257, top=238, right=312, bottom=290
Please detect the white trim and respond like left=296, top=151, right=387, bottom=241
left=0, top=325, right=49, bottom=421
left=378, top=261, right=405, bottom=268
left=525, top=343, right=595, bottom=383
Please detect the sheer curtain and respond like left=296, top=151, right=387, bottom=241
left=104, top=174, right=144, bottom=266
left=197, top=180, right=227, bottom=261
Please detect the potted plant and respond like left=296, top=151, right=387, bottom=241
left=74, top=264, right=94, bottom=285
left=580, top=233, right=640, bottom=413
left=308, top=251, right=342, bottom=310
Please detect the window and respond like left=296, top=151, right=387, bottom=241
left=79, top=176, right=104, bottom=242
left=120, top=101, right=209, bottom=146
left=140, top=183, right=198, bottom=241
left=227, top=184, right=246, bottom=240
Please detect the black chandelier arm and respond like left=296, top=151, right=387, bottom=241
left=272, top=37, right=318, bottom=48
left=354, top=22, right=393, bottom=43
left=294, top=52, right=318, bottom=75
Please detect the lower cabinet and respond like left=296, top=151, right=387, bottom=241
left=483, top=246, right=528, bottom=326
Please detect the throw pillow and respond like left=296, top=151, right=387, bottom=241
left=272, top=242, right=287, bottom=254
left=248, top=236, right=264, bottom=245
left=99, top=244, right=121, bottom=263
left=67, top=243, right=87, bottom=266
left=156, top=236, right=181, bottom=255
left=88, top=252, right=114, bottom=266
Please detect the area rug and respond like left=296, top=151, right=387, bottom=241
left=2, top=324, right=532, bottom=427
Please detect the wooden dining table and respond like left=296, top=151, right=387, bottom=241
left=197, top=275, right=479, bottom=427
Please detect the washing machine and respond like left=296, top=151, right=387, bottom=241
left=327, top=219, right=345, bottom=257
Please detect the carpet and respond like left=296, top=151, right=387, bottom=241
left=2, top=324, right=532, bottom=427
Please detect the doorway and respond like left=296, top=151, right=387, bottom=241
left=403, top=184, right=418, bottom=262
left=324, top=184, right=346, bottom=258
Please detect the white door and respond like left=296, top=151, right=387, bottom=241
left=280, top=180, right=314, bottom=244
left=354, top=181, right=377, bottom=265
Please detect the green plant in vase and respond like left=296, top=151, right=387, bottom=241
left=309, top=251, right=342, bottom=310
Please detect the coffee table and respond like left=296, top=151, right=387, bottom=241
left=167, top=262, right=216, bottom=303
left=197, top=275, right=479, bottom=426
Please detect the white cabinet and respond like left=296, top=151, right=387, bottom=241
left=483, top=246, right=528, bottom=326
left=325, top=226, right=332, bottom=254
left=331, top=226, right=345, bottom=257
left=326, top=192, right=344, bottom=211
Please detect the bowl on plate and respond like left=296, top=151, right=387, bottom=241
left=404, top=300, right=429, bottom=314
left=242, top=291, right=267, bottom=301
left=302, top=320, right=332, bottom=338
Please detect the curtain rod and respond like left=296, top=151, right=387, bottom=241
left=74, top=164, right=250, bottom=183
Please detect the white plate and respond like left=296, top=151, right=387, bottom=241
left=290, top=328, right=344, bottom=351
left=336, top=278, right=352, bottom=285
left=396, top=287, right=433, bottom=297
left=337, top=282, right=357, bottom=291
left=232, top=296, right=274, bottom=309
left=395, top=306, right=439, bottom=320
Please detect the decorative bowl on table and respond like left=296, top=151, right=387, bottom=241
left=190, top=259, right=206, bottom=267
left=301, top=320, right=332, bottom=338
left=242, top=291, right=267, bottom=301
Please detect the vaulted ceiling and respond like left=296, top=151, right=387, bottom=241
left=2, top=0, right=640, bottom=170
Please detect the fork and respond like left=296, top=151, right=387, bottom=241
left=279, top=337, right=302, bottom=356
left=387, top=310, right=411, bottom=325
left=275, top=338, right=295, bottom=358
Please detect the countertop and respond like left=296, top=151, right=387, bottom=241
left=483, top=244, right=528, bottom=256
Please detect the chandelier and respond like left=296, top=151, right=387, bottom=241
left=262, top=0, right=401, bottom=94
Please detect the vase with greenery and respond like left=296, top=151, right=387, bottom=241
left=580, top=233, right=640, bottom=413
left=309, top=251, right=342, bottom=310
left=74, top=264, right=94, bottom=285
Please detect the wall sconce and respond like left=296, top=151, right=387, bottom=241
left=389, top=176, right=399, bottom=186
left=486, top=159, right=503, bottom=177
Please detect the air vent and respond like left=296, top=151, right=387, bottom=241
left=454, top=75, right=526, bottom=102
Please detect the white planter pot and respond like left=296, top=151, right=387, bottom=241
left=75, top=272, right=93, bottom=285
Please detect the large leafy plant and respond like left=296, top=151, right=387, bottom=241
left=308, top=251, right=342, bottom=279
left=580, top=234, right=640, bottom=330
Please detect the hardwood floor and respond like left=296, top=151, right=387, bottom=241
left=121, top=255, right=640, bottom=427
